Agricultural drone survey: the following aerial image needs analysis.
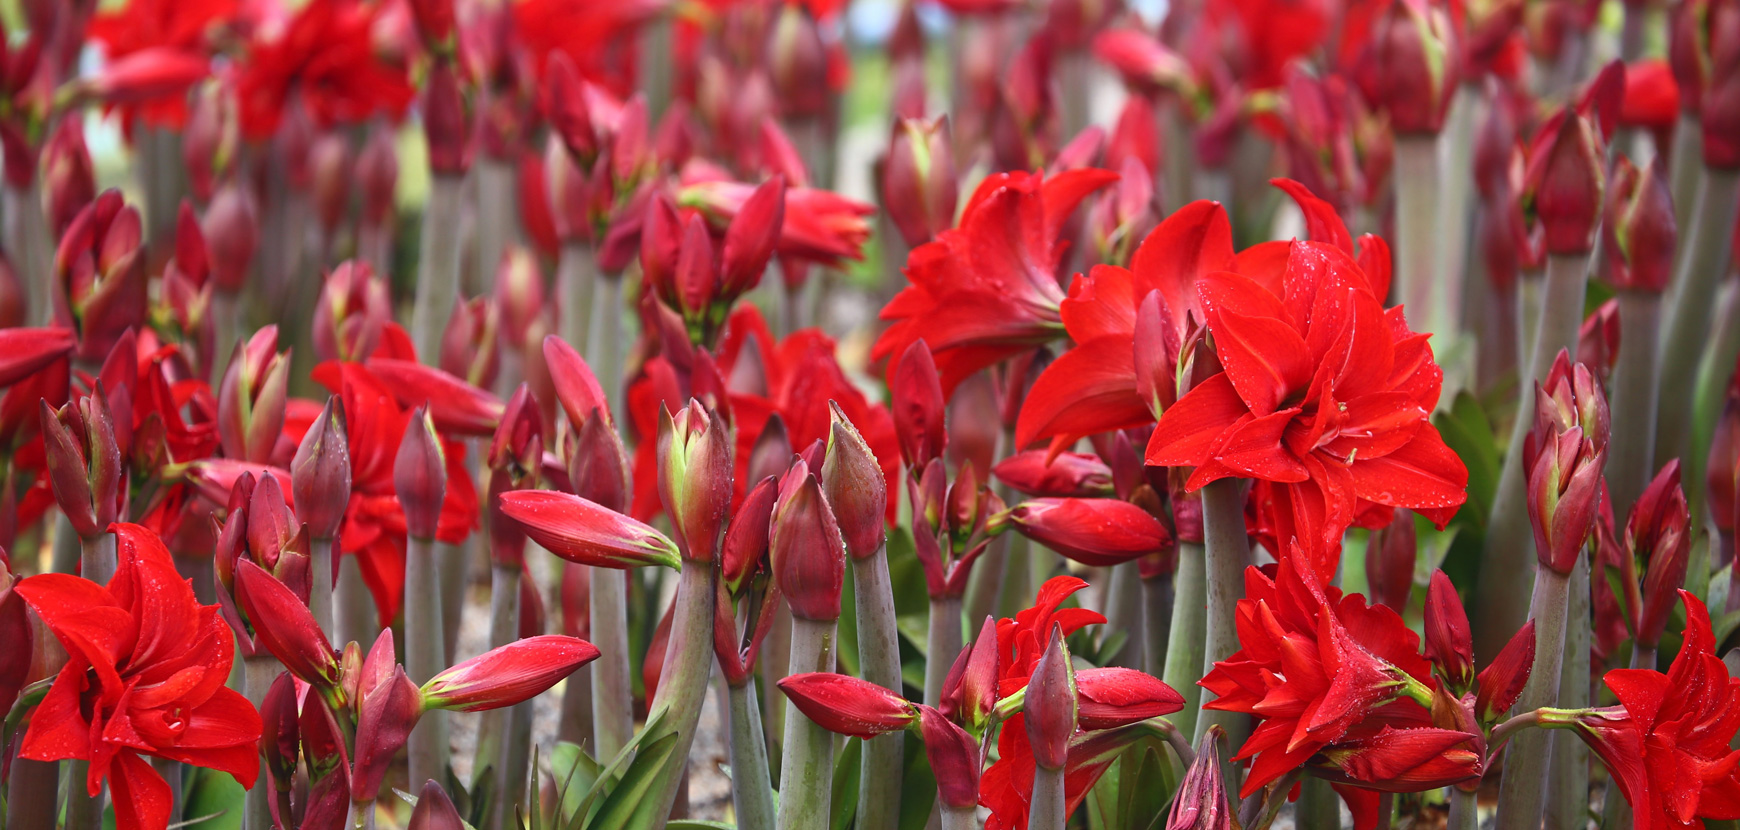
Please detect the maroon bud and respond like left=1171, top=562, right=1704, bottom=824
left=43, top=118, right=94, bottom=237
left=1366, top=508, right=1417, bottom=612
left=439, top=295, right=500, bottom=389
left=883, top=117, right=958, bottom=249
left=1073, top=667, right=1185, bottom=729
left=822, top=402, right=888, bottom=559
left=219, top=325, right=292, bottom=464
left=776, top=672, right=919, bottom=738
left=309, top=133, right=352, bottom=236
left=204, top=181, right=259, bottom=293
left=1025, top=625, right=1077, bottom=771
left=423, top=62, right=472, bottom=176
left=658, top=400, right=733, bottom=562
left=1475, top=620, right=1535, bottom=724
left=1424, top=570, right=1476, bottom=691
left=919, top=705, right=982, bottom=811
left=292, top=396, right=352, bottom=541
left=493, top=247, right=544, bottom=354
left=408, top=780, right=464, bottom=830
left=1524, top=106, right=1607, bottom=255
left=721, top=475, right=778, bottom=591
left=314, top=261, right=391, bottom=363
left=1627, top=461, right=1690, bottom=647
left=773, top=459, right=847, bottom=621
left=395, top=405, right=447, bottom=541
left=356, top=127, right=399, bottom=230
left=568, top=411, right=631, bottom=514
left=1167, top=727, right=1235, bottom=830
left=892, top=340, right=947, bottom=470
left=1524, top=353, right=1609, bottom=573
left=1352, top=0, right=1461, bottom=134
left=39, top=393, right=123, bottom=539
left=941, top=616, right=1000, bottom=733
left=720, top=175, right=785, bottom=300
left=999, top=498, right=1171, bottom=567
left=992, top=450, right=1116, bottom=498
left=1602, top=156, right=1677, bottom=293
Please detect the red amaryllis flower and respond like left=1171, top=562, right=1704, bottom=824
left=1558, top=591, right=1740, bottom=830
left=87, top=0, right=234, bottom=128
left=1146, top=234, right=1466, bottom=568
left=1073, top=667, right=1186, bottom=729
left=421, top=635, right=601, bottom=711
left=873, top=168, right=1119, bottom=395
left=234, top=0, right=414, bottom=139
left=1199, top=551, right=1459, bottom=797
left=13, top=523, right=261, bottom=830
left=777, top=672, right=921, bottom=738
left=0, top=326, right=76, bottom=388
left=998, top=497, right=1172, bottom=567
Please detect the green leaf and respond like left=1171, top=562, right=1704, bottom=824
left=567, top=707, right=674, bottom=829
left=897, top=730, right=937, bottom=830
left=180, top=768, right=244, bottom=830
left=1434, top=392, right=1501, bottom=529
left=551, top=741, right=603, bottom=823
left=667, top=823, right=736, bottom=829
left=832, top=738, right=864, bottom=830
left=585, top=730, right=682, bottom=830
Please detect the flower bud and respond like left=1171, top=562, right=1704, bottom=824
left=777, top=672, right=920, bottom=738
left=1697, top=0, right=1740, bottom=167
left=182, top=82, right=238, bottom=204
left=1603, top=156, right=1676, bottom=293
left=999, top=498, right=1171, bottom=567
left=422, top=635, right=600, bottom=711
left=485, top=385, right=543, bottom=568
left=658, top=400, right=733, bottom=562
left=1352, top=0, right=1461, bottom=135
left=204, top=181, right=259, bottom=294
left=919, top=705, right=982, bottom=811
left=883, top=117, right=958, bottom=249
left=1627, top=461, right=1690, bottom=647
left=1524, top=353, right=1609, bottom=573
left=292, top=396, right=352, bottom=541
left=314, top=261, right=391, bottom=363
left=368, top=358, right=507, bottom=438
left=1026, top=625, right=1078, bottom=771
left=542, top=52, right=596, bottom=162
left=219, top=325, right=291, bottom=464
left=54, top=191, right=146, bottom=361
left=893, top=340, right=948, bottom=470
left=236, top=558, right=341, bottom=697
left=773, top=459, right=847, bottom=621
left=942, top=616, right=1000, bottom=733
left=722, top=475, right=779, bottom=591
left=39, top=393, right=123, bottom=539
left=720, top=175, right=785, bottom=300
left=767, top=4, right=830, bottom=119
left=42, top=118, right=94, bottom=237
left=440, top=296, right=500, bottom=390
left=1524, top=106, right=1607, bottom=255
left=309, top=133, right=352, bottom=236
left=823, top=402, right=888, bottom=559
left=1577, top=299, right=1621, bottom=387
left=497, top=490, right=681, bottom=570
left=408, top=780, right=464, bottom=830
left=1073, top=667, right=1185, bottom=729
left=1366, top=508, right=1417, bottom=612
left=0, top=327, right=75, bottom=388
left=260, top=671, right=300, bottom=795
left=356, top=128, right=399, bottom=231
left=1474, top=619, right=1534, bottom=724
left=423, top=61, right=472, bottom=176
left=1424, top=570, right=1476, bottom=691
left=992, top=450, right=1116, bottom=498
left=82, top=48, right=209, bottom=107
left=395, top=405, right=447, bottom=541
left=1168, top=727, right=1234, bottom=830
left=351, top=666, right=422, bottom=802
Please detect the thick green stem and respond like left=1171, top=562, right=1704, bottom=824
left=81, top=532, right=117, bottom=585
left=728, top=680, right=777, bottom=830
left=5, top=757, right=57, bottom=830
left=1394, top=134, right=1444, bottom=334
left=558, top=662, right=594, bottom=746
left=475, top=565, right=520, bottom=826
left=559, top=242, right=595, bottom=350
left=963, top=531, right=1009, bottom=634
left=438, top=537, right=468, bottom=667
left=348, top=799, right=377, bottom=830
left=940, top=806, right=980, bottom=830
left=1297, top=777, right=1341, bottom=830
left=151, top=757, right=183, bottom=824
left=244, top=656, right=282, bottom=830
left=1028, top=763, right=1067, bottom=830
left=778, top=616, right=839, bottom=830
left=1163, top=541, right=1207, bottom=742
left=1608, top=290, right=1663, bottom=523
left=1198, top=481, right=1251, bottom=746
left=5, top=182, right=51, bottom=326
left=405, top=535, right=447, bottom=791
left=474, top=157, right=518, bottom=297
left=645, top=562, right=720, bottom=823
left=1495, top=565, right=1571, bottom=830
left=1141, top=573, right=1174, bottom=681
left=1475, top=252, right=1591, bottom=661
left=1103, top=561, right=1143, bottom=668
left=335, top=553, right=375, bottom=649
left=1449, top=786, right=1479, bottom=830
left=1439, top=89, right=1479, bottom=330
left=1668, top=114, right=1704, bottom=239
left=64, top=761, right=102, bottom=830
left=52, top=513, right=80, bottom=574
left=587, top=274, right=625, bottom=429
left=591, top=566, right=634, bottom=760
left=212, top=289, right=241, bottom=387
left=312, top=536, right=336, bottom=641
left=1546, top=552, right=1590, bottom=830
left=761, top=603, right=792, bottom=775
left=854, top=547, right=905, bottom=830
left=1517, top=271, right=1544, bottom=382
left=924, top=595, right=963, bottom=707
left=412, top=174, right=465, bottom=363
left=1656, top=168, right=1740, bottom=468
left=1688, top=282, right=1740, bottom=525
left=637, top=13, right=673, bottom=121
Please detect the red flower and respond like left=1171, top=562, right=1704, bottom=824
left=1146, top=233, right=1466, bottom=568
left=1199, top=551, right=1461, bottom=797
left=14, top=524, right=261, bottom=830
left=873, top=168, right=1118, bottom=396
left=87, top=0, right=234, bottom=128
left=1564, top=591, right=1740, bottom=830
left=234, top=0, right=414, bottom=139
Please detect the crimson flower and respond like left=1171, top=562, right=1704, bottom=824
left=87, top=0, right=233, bottom=128
left=873, top=168, right=1118, bottom=395
left=1560, top=591, right=1740, bottom=830
left=14, top=523, right=261, bottom=830
left=1146, top=227, right=1466, bottom=569
left=234, top=0, right=414, bottom=139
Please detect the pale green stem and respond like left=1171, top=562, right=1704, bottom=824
left=1198, top=481, right=1251, bottom=747
left=412, top=175, right=465, bottom=363
left=854, top=547, right=905, bottom=830
left=586, top=274, right=625, bottom=429
left=1668, top=114, right=1704, bottom=240
left=940, top=806, right=980, bottom=830
left=1394, top=133, right=1445, bottom=337
left=645, top=562, right=721, bottom=821
left=1297, top=777, right=1341, bottom=830
left=5, top=756, right=57, bottom=830
left=335, top=552, right=375, bottom=649
left=311, top=536, right=336, bottom=642
left=501, top=698, right=534, bottom=825
left=1440, top=88, right=1480, bottom=329
left=1495, top=565, right=1571, bottom=830
left=405, top=534, right=448, bottom=791
left=63, top=761, right=102, bottom=830
left=1632, top=642, right=1659, bottom=671
left=151, top=757, right=182, bottom=824
left=4, top=181, right=51, bottom=326
left=475, top=565, right=520, bottom=828
left=348, top=799, right=377, bottom=830
left=1656, top=169, right=1740, bottom=468
left=439, top=535, right=470, bottom=667
left=1028, top=763, right=1066, bottom=830
left=474, top=157, right=518, bottom=297
left=81, top=532, right=117, bottom=585
left=1449, top=786, right=1479, bottom=830
left=51, top=512, right=80, bottom=574
left=924, top=595, right=963, bottom=707
left=243, top=655, right=282, bottom=830
left=1164, top=541, right=1207, bottom=744
left=1103, top=560, right=1143, bottom=668
left=212, top=289, right=241, bottom=387
left=1141, top=573, right=1174, bottom=681
left=1608, top=290, right=1663, bottom=523
left=559, top=242, right=595, bottom=350
left=1475, top=252, right=1591, bottom=662
left=1160, top=103, right=1196, bottom=216
left=558, top=662, right=595, bottom=747
left=638, top=13, right=674, bottom=121
left=592, top=566, right=634, bottom=760
left=777, top=616, right=839, bottom=830
left=1517, top=271, right=1544, bottom=384
left=761, top=603, right=793, bottom=775
left=1546, top=552, right=1590, bottom=830
left=728, top=680, right=777, bottom=830
left=1688, top=282, right=1740, bottom=527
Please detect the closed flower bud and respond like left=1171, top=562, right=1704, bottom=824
left=204, top=181, right=259, bottom=293
left=408, top=780, right=464, bottom=830
left=1524, top=353, right=1609, bottom=573
left=422, top=635, right=600, bottom=711
left=1424, top=571, right=1476, bottom=691
left=722, top=475, right=779, bottom=591
left=1603, top=156, right=1677, bottom=292
left=1525, top=106, right=1608, bottom=255
left=777, top=672, right=919, bottom=738
left=893, top=340, right=948, bottom=469
left=423, top=61, right=472, bottom=176
left=292, top=396, right=352, bottom=541
left=883, top=117, right=958, bottom=249
left=823, top=402, right=888, bottom=559
left=309, top=134, right=352, bottom=236
left=942, top=616, right=1001, bottom=733
left=993, top=450, right=1116, bottom=498
left=999, top=498, right=1171, bottom=567
left=0, top=327, right=74, bottom=388
left=569, top=411, right=631, bottom=513
left=773, top=459, right=847, bottom=621
left=1352, top=0, right=1461, bottom=134
left=1627, top=461, right=1691, bottom=647
left=494, top=248, right=545, bottom=353
left=919, top=705, right=982, bottom=811
left=395, top=405, right=447, bottom=541
left=440, top=296, right=500, bottom=390
left=219, top=325, right=291, bottom=464
left=43, top=118, right=94, bottom=237
left=498, top=489, right=681, bottom=570
left=236, top=558, right=341, bottom=698
left=659, top=400, right=733, bottom=562
left=314, top=261, right=391, bottom=362
left=720, top=175, right=785, bottom=299
left=39, top=393, right=123, bottom=540
left=351, top=666, right=423, bottom=801
left=54, top=191, right=146, bottom=361
left=1474, top=620, right=1534, bottom=724
left=1167, top=727, right=1235, bottom=830
left=1367, top=509, right=1417, bottom=612
left=1026, top=625, right=1078, bottom=771
left=1073, top=667, right=1185, bottom=729
left=356, top=128, right=399, bottom=231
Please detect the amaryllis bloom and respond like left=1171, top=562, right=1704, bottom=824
left=55, top=191, right=147, bottom=362
left=1199, top=552, right=1465, bottom=797
left=1555, top=592, right=1740, bottom=830
left=997, top=498, right=1172, bottom=567
left=678, top=177, right=873, bottom=269
left=1146, top=232, right=1466, bottom=566
left=777, top=672, right=921, bottom=738
left=87, top=0, right=233, bottom=127
left=0, top=326, right=76, bottom=388
left=364, top=358, right=506, bottom=438
left=873, top=168, right=1119, bottom=395
left=421, top=635, right=601, bottom=711
left=14, top=524, right=261, bottom=830
left=233, top=0, right=414, bottom=139
left=498, top=490, right=682, bottom=570
left=218, top=326, right=291, bottom=464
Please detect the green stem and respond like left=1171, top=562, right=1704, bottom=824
left=63, top=761, right=102, bottom=830
left=1688, top=282, right=1740, bottom=527
left=474, top=157, right=518, bottom=297
left=1449, top=786, right=1479, bottom=830
left=1297, top=777, right=1340, bottom=830
left=439, top=537, right=469, bottom=667
left=474, top=564, right=520, bottom=827
left=1546, top=552, right=1590, bottom=830
left=853, top=547, right=905, bottom=830
left=412, top=174, right=465, bottom=363
left=5, top=757, right=57, bottom=830
left=243, top=655, right=281, bottom=830
left=211, top=289, right=241, bottom=387
left=777, top=616, right=839, bottom=830
left=586, top=274, right=625, bottom=429
left=1141, top=573, right=1174, bottom=681
left=637, top=13, right=673, bottom=121
left=1668, top=114, right=1704, bottom=239
left=1517, top=271, right=1544, bottom=385
left=1394, top=134, right=1443, bottom=334
left=1198, top=481, right=1251, bottom=747
left=1028, top=763, right=1066, bottom=830
left=51, top=513, right=79, bottom=574
left=1656, top=168, right=1740, bottom=468
left=559, top=242, right=595, bottom=351
left=940, top=806, right=980, bottom=830
left=1439, top=88, right=1479, bottom=329
left=924, top=595, right=963, bottom=707
left=592, top=566, right=634, bottom=760
left=728, top=680, right=777, bottom=830
left=151, top=757, right=183, bottom=824
left=558, top=661, right=594, bottom=746
left=80, top=532, right=116, bottom=585
left=1475, top=251, right=1591, bottom=662
left=1495, top=565, right=1571, bottom=830
left=4, top=181, right=51, bottom=326
left=405, top=535, right=447, bottom=791
left=1103, top=561, right=1143, bottom=668
left=312, top=535, right=336, bottom=642
left=335, top=552, right=374, bottom=649
left=1607, top=290, right=1663, bottom=523
left=645, top=562, right=720, bottom=821
left=761, top=603, right=793, bottom=778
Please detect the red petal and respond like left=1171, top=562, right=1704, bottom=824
left=1271, top=178, right=1352, bottom=254
left=1130, top=200, right=1235, bottom=333
left=1348, top=425, right=1469, bottom=511
left=109, top=751, right=173, bottom=830
left=1146, top=373, right=1248, bottom=467
left=1015, top=338, right=1148, bottom=449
